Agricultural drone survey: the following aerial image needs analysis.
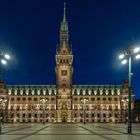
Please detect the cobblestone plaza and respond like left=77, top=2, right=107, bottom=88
left=0, top=123, right=140, bottom=140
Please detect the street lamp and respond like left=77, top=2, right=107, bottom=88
left=81, top=98, right=88, bottom=125
left=0, top=98, right=7, bottom=134
left=0, top=49, right=11, bottom=81
left=40, top=99, right=48, bottom=125
left=0, top=49, right=11, bottom=134
left=118, top=46, right=140, bottom=134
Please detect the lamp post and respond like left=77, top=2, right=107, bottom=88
left=40, top=99, right=48, bottom=125
left=118, top=46, right=140, bottom=134
left=81, top=98, right=88, bottom=125
left=0, top=49, right=10, bottom=134
left=0, top=98, right=7, bottom=134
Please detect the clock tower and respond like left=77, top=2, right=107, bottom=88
left=55, top=3, right=73, bottom=122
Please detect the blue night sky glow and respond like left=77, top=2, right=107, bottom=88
left=0, top=0, right=140, bottom=99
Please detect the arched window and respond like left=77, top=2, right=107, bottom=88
left=11, top=89, right=15, bottom=95
left=85, top=89, right=89, bottom=95
left=103, top=114, right=106, bottom=118
left=40, top=89, right=43, bottom=95
left=51, top=89, right=55, bottom=95
left=114, top=88, right=117, bottom=95
left=91, top=88, right=94, bottom=95
left=23, top=89, right=26, bottom=95
left=79, top=89, right=83, bottom=95
left=108, top=88, right=112, bottom=95
left=97, top=88, right=100, bottom=95
left=29, top=89, right=32, bottom=95
left=103, top=88, right=106, bottom=95
left=46, top=89, right=49, bottom=95
left=34, top=89, right=37, bottom=95
left=17, top=89, right=20, bottom=95
left=74, top=89, right=77, bottom=95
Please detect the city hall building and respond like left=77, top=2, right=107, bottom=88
left=0, top=4, right=134, bottom=123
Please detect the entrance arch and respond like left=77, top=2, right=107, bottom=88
left=61, top=112, right=67, bottom=123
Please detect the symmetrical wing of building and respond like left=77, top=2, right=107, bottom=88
left=0, top=4, right=134, bottom=123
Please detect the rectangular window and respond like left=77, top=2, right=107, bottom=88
left=51, top=98, right=54, bottom=101
left=61, top=70, right=67, bottom=76
left=23, top=98, right=26, bottom=101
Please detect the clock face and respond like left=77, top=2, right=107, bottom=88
left=61, top=70, right=67, bottom=76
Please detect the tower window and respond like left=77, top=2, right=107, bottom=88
left=61, top=70, right=67, bottom=76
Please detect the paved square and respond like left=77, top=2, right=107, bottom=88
left=0, top=123, right=140, bottom=140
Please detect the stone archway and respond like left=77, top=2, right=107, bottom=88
left=61, top=112, right=67, bottom=123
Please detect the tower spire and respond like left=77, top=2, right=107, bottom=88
left=63, top=2, right=66, bottom=22
left=59, top=2, right=69, bottom=46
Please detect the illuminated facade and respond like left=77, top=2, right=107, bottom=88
left=134, top=99, right=140, bottom=122
left=0, top=4, right=134, bottom=123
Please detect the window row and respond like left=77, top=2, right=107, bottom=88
left=74, top=113, right=119, bottom=118
left=73, top=88, right=120, bottom=95
left=74, top=97, right=119, bottom=101
left=10, top=97, right=55, bottom=101
left=73, top=105, right=119, bottom=110
left=10, top=113, right=55, bottom=118
left=10, top=105, right=55, bottom=110
left=9, top=89, right=56, bottom=95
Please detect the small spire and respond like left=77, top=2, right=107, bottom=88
left=63, top=2, right=66, bottom=22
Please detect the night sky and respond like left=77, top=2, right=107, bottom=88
left=0, top=0, right=140, bottom=99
